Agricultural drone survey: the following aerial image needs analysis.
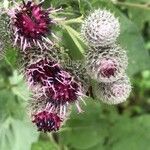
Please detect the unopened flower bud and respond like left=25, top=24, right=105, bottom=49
left=81, top=9, right=120, bottom=47
left=95, top=75, right=132, bottom=104
left=86, top=45, right=128, bottom=82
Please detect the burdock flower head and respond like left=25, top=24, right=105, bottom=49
left=29, top=94, right=71, bottom=132
left=8, top=0, right=60, bottom=51
left=29, top=85, right=71, bottom=132
left=32, top=110, right=62, bottom=132
left=95, top=75, right=132, bottom=105
left=86, top=45, right=128, bottom=82
left=81, top=9, right=120, bottom=47
left=25, top=56, right=85, bottom=113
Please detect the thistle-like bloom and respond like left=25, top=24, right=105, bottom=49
left=95, top=75, right=132, bottom=105
left=29, top=95, right=70, bottom=132
left=8, top=0, right=58, bottom=51
left=25, top=57, right=85, bottom=113
left=25, top=57, right=61, bottom=86
left=32, top=111, right=62, bottom=132
left=81, top=9, right=120, bottom=47
left=86, top=45, right=128, bottom=82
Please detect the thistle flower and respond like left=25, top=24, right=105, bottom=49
left=25, top=57, right=61, bottom=87
left=29, top=91, right=71, bottom=132
left=95, top=75, right=132, bottom=105
left=32, top=111, right=62, bottom=132
left=86, top=45, right=128, bottom=82
left=81, top=9, right=120, bottom=47
left=25, top=57, right=85, bottom=113
left=8, top=0, right=60, bottom=51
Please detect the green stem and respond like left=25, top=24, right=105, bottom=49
left=64, top=17, right=84, bottom=24
left=61, top=15, right=84, bottom=25
left=48, top=133, right=60, bottom=150
left=111, top=0, right=150, bottom=10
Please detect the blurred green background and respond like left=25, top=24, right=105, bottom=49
left=0, top=0, right=150, bottom=150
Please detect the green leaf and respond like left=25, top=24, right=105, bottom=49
left=62, top=24, right=85, bottom=59
left=128, top=8, right=150, bottom=30
left=4, top=46, right=18, bottom=69
left=0, top=118, right=39, bottom=150
left=117, top=12, right=150, bottom=76
left=0, top=71, right=38, bottom=150
left=9, top=70, right=30, bottom=101
left=31, top=136, right=58, bottom=150
left=0, top=89, right=25, bottom=121
left=80, top=115, right=150, bottom=150
left=59, top=100, right=111, bottom=149
left=126, top=0, right=150, bottom=29
left=78, top=0, right=92, bottom=14
left=108, top=115, right=150, bottom=150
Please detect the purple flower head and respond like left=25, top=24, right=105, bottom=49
left=26, top=57, right=61, bottom=85
left=32, top=111, right=62, bottom=132
left=45, top=70, right=81, bottom=105
left=25, top=57, right=85, bottom=112
left=8, top=0, right=58, bottom=51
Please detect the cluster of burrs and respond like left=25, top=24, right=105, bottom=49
left=0, top=0, right=89, bottom=132
left=81, top=9, right=132, bottom=104
left=0, top=0, right=132, bottom=132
